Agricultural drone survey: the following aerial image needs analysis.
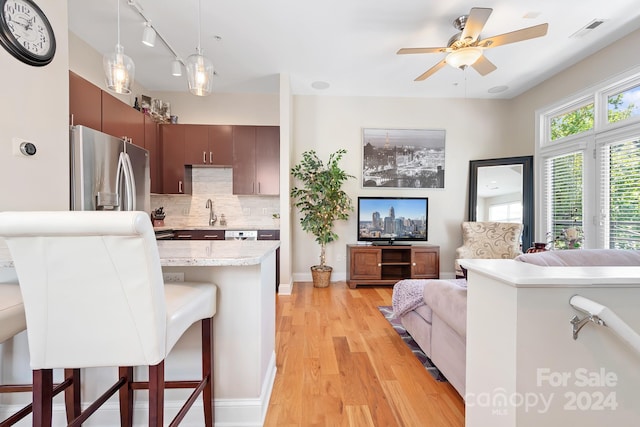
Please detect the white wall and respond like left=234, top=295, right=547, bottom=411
left=0, top=0, right=69, bottom=212
left=291, top=95, right=513, bottom=279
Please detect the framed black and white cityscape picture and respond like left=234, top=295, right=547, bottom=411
left=362, top=128, right=446, bottom=189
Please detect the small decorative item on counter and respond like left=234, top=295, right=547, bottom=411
left=219, top=214, right=227, bottom=226
left=547, top=226, right=583, bottom=250
left=151, top=207, right=166, bottom=227
left=526, top=242, right=548, bottom=253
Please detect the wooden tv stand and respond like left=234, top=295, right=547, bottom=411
left=346, top=244, right=440, bottom=288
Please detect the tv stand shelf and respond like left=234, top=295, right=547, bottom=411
left=346, top=244, right=439, bottom=288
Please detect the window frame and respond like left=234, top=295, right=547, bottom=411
left=536, top=66, right=640, bottom=248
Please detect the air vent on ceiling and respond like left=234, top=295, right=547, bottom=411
left=570, top=19, right=606, bottom=38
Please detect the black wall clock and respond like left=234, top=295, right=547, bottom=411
left=0, top=0, right=56, bottom=66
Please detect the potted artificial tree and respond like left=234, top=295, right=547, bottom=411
left=290, top=149, right=354, bottom=287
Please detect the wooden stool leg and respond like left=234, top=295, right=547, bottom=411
left=64, top=368, right=81, bottom=424
left=118, top=367, right=134, bottom=427
left=149, top=362, right=164, bottom=427
left=202, top=318, right=213, bottom=427
left=32, top=369, right=53, bottom=427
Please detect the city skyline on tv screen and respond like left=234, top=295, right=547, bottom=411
left=358, top=198, right=427, bottom=240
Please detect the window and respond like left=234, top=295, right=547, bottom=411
left=489, top=202, right=522, bottom=223
left=545, top=152, right=583, bottom=248
left=599, top=138, right=640, bottom=249
left=538, top=68, right=640, bottom=249
left=607, top=85, right=640, bottom=124
left=550, top=103, right=594, bottom=141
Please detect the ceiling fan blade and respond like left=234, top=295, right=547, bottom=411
left=415, top=59, right=447, bottom=81
left=460, top=7, right=493, bottom=43
left=397, top=47, right=449, bottom=55
left=471, top=55, right=497, bottom=76
left=478, top=23, right=549, bottom=48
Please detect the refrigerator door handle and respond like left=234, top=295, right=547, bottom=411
left=114, top=152, right=124, bottom=210
left=121, top=152, right=137, bottom=211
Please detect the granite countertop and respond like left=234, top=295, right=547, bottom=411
left=0, top=240, right=280, bottom=269
left=157, top=240, right=279, bottom=266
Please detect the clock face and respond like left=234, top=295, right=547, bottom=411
left=0, top=0, right=56, bottom=66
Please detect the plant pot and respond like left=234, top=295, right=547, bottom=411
left=311, top=265, right=332, bottom=288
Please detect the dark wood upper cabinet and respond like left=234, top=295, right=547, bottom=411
left=232, top=126, right=258, bottom=195
left=184, top=125, right=210, bottom=165
left=232, top=125, right=279, bottom=195
left=144, top=115, right=160, bottom=194
left=160, top=124, right=191, bottom=194
left=208, top=125, right=233, bottom=166
left=69, top=71, right=101, bottom=130
left=255, top=126, right=280, bottom=195
left=101, top=92, right=144, bottom=147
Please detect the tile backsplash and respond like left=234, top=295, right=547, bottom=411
left=150, top=167, right=280, bottom=229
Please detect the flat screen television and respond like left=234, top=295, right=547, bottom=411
left=357, top=196, right=428, bottom=245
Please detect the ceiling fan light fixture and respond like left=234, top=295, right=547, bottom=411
left=104, top=0, right=134, bottom=94
left=446, top=47, right=483, bottom=69
left=142, top=22, right=156, bottom=47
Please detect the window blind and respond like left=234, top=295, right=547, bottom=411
left=600, top=138, right=640, bottom=249
left=545, top=152, right=583, bottom=248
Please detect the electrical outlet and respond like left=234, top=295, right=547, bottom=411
left=163, top=272, right=184, bottom=282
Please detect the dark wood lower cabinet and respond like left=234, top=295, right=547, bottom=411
left=173, top=230, right=224, bottom=240
left=346, top=244, right=439, bottom=288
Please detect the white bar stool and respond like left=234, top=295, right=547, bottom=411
left=0, top=211, right=217, bottom=427
left=0, top=283, right=80, bottom=426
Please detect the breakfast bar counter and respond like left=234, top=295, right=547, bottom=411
left=0, top=240, right=279, bottom=427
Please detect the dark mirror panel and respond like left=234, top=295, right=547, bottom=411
left=468, top=156, right=534, bottom=251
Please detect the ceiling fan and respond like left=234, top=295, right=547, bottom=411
left=397, top=7, right=548, bottom=81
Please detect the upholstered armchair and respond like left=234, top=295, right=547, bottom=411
left=455, top=221, right=524, bottom=278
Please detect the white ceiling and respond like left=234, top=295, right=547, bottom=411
left=67, top=0, right=640, bottom=99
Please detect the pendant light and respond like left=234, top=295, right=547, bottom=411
left=104, top=0, right=135, bottom=94
left=186, top=0, right=214, bottom=96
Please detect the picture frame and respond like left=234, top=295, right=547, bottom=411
left=362, top=128, right=446, bottom=188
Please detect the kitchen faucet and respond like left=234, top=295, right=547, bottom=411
left=205, top=199, right=217, bottom=226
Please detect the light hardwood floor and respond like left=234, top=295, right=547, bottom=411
left=264, top=282, right=465, bottom=426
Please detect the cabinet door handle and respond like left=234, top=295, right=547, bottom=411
left=377, top=263, right=382, bottom=267
left=177, top=234, right=192, bottom=239
left=204, top=234, right=221, bottom=239
left=179, top=180, right=183, bottom=193
left=203, top=151, right=207, bottom=164
left=412, top=262, right=416, bottom=266
left=209, top=151, right=213, bottom=163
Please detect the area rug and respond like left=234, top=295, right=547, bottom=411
left=378, top=306, right=447, bottom=382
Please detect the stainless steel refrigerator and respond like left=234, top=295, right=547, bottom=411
left=70, top=125, right=150, bottom=213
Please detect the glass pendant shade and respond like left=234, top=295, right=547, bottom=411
left=186, top=52, right=214, bottom=96
left=104, top=44, right=135, bottom=94
left=446, top=47, right=483, bottom=69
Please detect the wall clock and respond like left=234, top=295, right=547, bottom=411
left=0, top=0, right=55, bottom=66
